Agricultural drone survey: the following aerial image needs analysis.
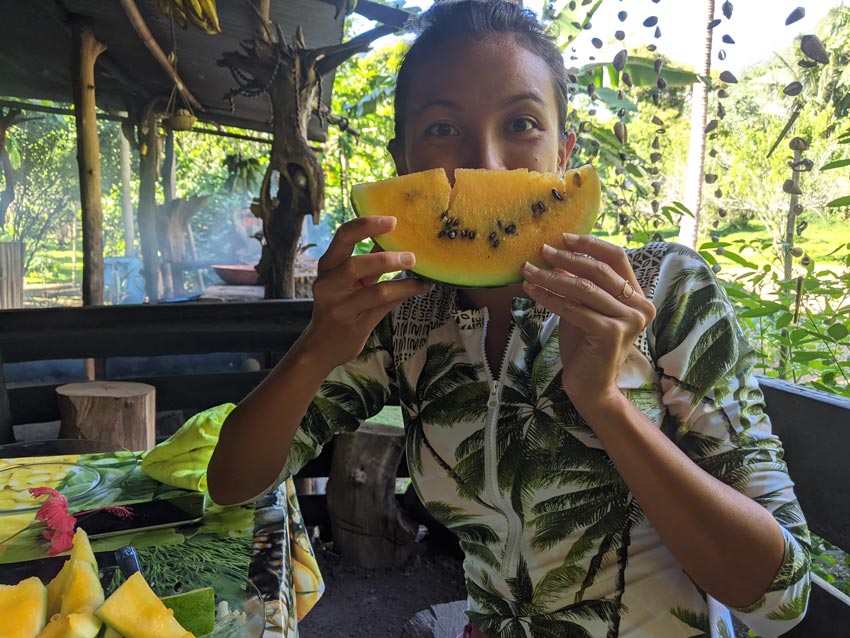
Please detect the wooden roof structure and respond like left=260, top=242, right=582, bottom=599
left=0, top=0, right=349, bottom=140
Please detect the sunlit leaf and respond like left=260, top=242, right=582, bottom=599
left=820, top=159, right=850, bottom=171
left=826, top=196, right=850, bottom=208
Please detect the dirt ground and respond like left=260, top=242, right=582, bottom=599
left=298, top=542, right=467, bottom=638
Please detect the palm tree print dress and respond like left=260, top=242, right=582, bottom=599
left=265, top=243, right=811, bottom=638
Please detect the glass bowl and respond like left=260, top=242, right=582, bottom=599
left=0, top=439, right=138, bottom=514
left=101, top=560, right=266, bottom=638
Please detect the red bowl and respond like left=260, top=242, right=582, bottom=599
left=212, top=264, right=260, bottom=286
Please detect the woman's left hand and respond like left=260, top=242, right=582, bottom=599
left=521, top=233, right=656, bottom=416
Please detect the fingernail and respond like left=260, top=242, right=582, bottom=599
left=523, top=261, right=539, bottom=273
left=541, top=244, right=557, bottom=256
left=381, top=216, right=396, bottom=230
left=563, top=232, right=579, bottom=242
left=399, top=252, right=415, bottom=267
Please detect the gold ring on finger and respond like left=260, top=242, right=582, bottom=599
left=616, top=281, right=635, bottom=300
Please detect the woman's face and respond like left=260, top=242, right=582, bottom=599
left=389, top=35, right=574, bottom=180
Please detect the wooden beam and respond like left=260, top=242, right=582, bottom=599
left=71, top=23, right=107, bottom=307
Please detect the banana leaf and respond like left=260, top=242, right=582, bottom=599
left=576, top=57, right=701, bottom=88
left=544, top=0, right=607, bottom=51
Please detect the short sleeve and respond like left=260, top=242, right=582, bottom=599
left=647, top=244, right=812, bottom=635
left=268, top=313, right=397, bottom=491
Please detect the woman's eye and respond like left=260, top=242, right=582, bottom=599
left=425, top=123, right=459, bottom=137
left=510, top=118, right=536, bottom=133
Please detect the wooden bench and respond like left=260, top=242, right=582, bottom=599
left=1, top=301, right=848, bottom=635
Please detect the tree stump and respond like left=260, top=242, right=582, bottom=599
left=326, top=422, right=418, bottom=568
left=57, top=381, right=155, bottom=451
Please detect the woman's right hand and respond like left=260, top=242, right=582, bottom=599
left=300, top=216, right=431, bottom=371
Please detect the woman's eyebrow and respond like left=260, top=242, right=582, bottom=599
left=415, top=98, right=462, bottom=115
left=499, top=92, right=545, bottom=108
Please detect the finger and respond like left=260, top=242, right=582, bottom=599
left=354, top=243, right=389, bottom=288
left=348, top=278, right=433, bottom=318
left=522, top=279, right=612, bottom=333
left=538, top=244, right=638, bottom=304
left=333, top=251, right=418, bottom=291
left=561, top=233, right=640, bottom=290
left=318, top=216, right=396, bottom=274
left=522, top=261, right=627, bottom=318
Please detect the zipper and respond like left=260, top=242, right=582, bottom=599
left=481, top=309, right=524, bottom=578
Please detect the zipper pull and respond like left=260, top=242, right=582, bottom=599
left=488, top=380, right=500, bottom=408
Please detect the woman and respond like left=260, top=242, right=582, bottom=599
left=208, top=2, right=811, bottom=636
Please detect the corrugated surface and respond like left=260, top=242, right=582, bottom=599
left=0, top=0, right=347, bottom=138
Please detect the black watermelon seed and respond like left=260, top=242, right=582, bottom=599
left=492, top=239, right=500, bottom=248
left=489, top=231, right=497, bottom=241
left=468, top=230, right=476, bottom=240
left=461, top=229, right=468, bottom=238
left=497, top=220, right=503, bottom=230
left=552, top=189, right=563, bottom=201
left=437, top=229, right=446, bottom=238
left=537, top=201, right=547, bottom=212
left=441, top=210, right=449, bottom=219
left=448, top=230, right=457, bottom=239
left=643, top=16, right=658, bottom=27
left=451, top=218, right=460, bottom=227
left=505, top=224, right=517, bottom=234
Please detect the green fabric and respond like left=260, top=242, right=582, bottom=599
left=141, top=403, right=236, bottom=492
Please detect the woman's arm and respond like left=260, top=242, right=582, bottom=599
left=577, top=391, right=785, bottom=608
left=207, top=216, right=431, bottom=505
left=522, top=236, right=810, bottom=629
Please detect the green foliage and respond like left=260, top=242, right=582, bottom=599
left=320, top=34, right=406, bottom=254
left=0, top=113, right=78, bottom=272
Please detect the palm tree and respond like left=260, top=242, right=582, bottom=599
left=396, top=341, right=488, bottom=480
left=452, top=312, right=564, bottom=504
left=426, top=501, right=501, bottom=568
left=466, top=555, right=619, bottom=638
left=677, top=0, right=716, bottom=248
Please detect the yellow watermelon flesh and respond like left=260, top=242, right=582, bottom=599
left=96, top=572, right=194, bottom=638
left=351, top=165, right=601, bottom=288
left=47, top=528, right=98, bottom=616
left=0, top=576, right=48, bottom=638
left=59, top=559, right=104, bottom=615
left=36, top=613, right=101, bottom=638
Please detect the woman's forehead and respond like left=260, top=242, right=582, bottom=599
left=405, top=36, right=559, bottom=112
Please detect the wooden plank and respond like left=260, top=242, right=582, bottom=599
left=0, top=242, right=24, bottom=309
left=0, top=300, right=312, bottom=361
left=759, top=376, right=850, bottom=553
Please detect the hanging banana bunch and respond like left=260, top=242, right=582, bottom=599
left=158, top=0, right=221, bottom=35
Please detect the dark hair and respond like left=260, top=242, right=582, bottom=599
left=393, top=0, right=570, bottom=143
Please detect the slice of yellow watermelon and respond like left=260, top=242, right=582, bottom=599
left=351, top=165, right=601, bottom=288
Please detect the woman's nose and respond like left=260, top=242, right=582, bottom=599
left=462, top=134, right=508, bottom=171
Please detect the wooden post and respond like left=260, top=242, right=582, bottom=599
left=160, top=127, right=178, bottom=296
left=57, top=381, right=156, bottom=451
left=0, top=241, right=24, bottom=309
left=120, top=130, right=135, bottom=256
left=138, top=112, right=162, bottom=301
left=71, top=24, right=107, bottom=307
left=325, top=422, right=418, bottom=568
